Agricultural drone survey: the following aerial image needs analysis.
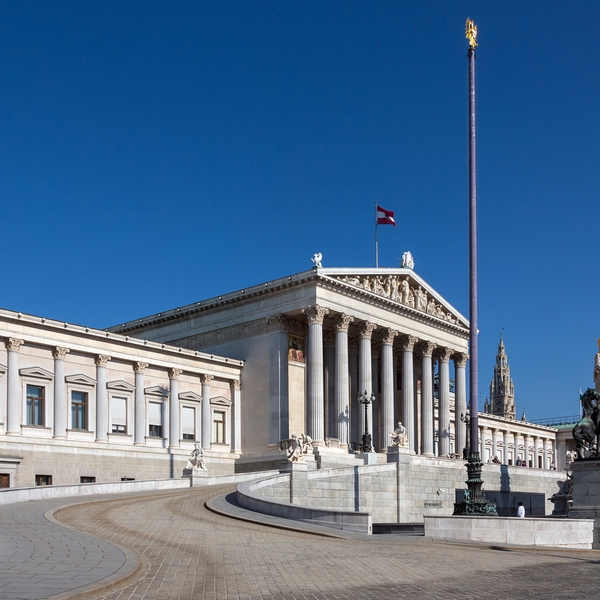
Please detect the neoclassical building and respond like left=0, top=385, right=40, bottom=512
left=0, top=308, right=242, bottom=487
left=109, top=266, right=559, bottom=470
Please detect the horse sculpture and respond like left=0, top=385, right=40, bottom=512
left=573, top=388, right=600, bottom=458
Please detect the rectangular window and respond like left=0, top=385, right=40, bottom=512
left=111, top=397, right=127, bottom=434
left=26, top=385, right=45, bottom=426
left=148, top=401, right=162, bottom=438
left=213, top=411, right=225, bottom=444
left=0, top=474, right=9, bottom=488
left=71, top=391, right=88, bottom=430
left=80, top=476, right=96, bottom=484
left=181, top=406, right=195, bottom=441
left=35, top=475, right=52, bottom=486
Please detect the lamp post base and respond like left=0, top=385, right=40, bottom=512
left=453, top=452, right=498, bottom=516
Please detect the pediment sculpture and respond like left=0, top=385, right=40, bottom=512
left=335, top=274, right=457, bottom=324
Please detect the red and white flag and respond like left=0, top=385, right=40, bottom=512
left=376, top=204, right=396, bottom=227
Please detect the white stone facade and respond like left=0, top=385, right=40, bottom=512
left=109, top=267, right=558, bottom=470
left=0, top=309, right=242, bottom=487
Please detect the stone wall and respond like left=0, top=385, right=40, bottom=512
left=252, top=456, right=563, bottom=523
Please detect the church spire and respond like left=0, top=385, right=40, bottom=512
left=489, top=333, right=515, bottom=418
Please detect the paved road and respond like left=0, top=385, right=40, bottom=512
left=49, top=486, right=600, bottom=600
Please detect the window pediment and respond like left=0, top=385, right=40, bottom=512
left=179, top=390, right=202, bottom=402
left=210, top=395, right=232, bottom=407
left=20, top=366, right=54, bottom=380
left=65, top=373, right=96, bottom=387
left=106, top=380, right=135, bottom=392
left=145, top=385, right=169, bottom=397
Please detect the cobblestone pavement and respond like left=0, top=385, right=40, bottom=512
left=52, top=485, right=600, bottom=600
left=0, top=497, right=128, bottom=600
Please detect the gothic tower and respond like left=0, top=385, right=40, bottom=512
left=489, top=333, right=515, bottom=418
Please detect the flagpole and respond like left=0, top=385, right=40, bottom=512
left=375, top=202, right=379, bottom=268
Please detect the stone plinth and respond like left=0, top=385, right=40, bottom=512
left=386, top=445, right=410, bottom=464
left=569, top=457, right=600, bottom=548
left=183, top=468, right=209, bottom=487
left=279, top=460, right=308, bottom=504
left=425, top=515, right=593, bottom=549
left=358, top=452, right=378, bottom=465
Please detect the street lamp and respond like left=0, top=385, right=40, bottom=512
left=358, top=390, right=376, bottom=453
left=460, top=411, right=470, bottom=459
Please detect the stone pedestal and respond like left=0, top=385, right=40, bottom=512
left=279, top=460, right=308, bottom=504
left=183, top=468, right=209, bottom=487
left=358, top=451, right=378, bottom=465
left=569, top=458, right=600, bottom=548
left=386, top=445, right=410, bottom=464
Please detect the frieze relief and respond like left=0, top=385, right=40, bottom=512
left=335, top=274, right=458, bottom=325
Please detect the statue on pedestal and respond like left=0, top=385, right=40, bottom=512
left=573, top=388, right=600, bottom=458
left=389, top=422, right=408, bottom=448
left=185, top=443, right=207, bottom=471
left=280, top=433, right=314, bottom=462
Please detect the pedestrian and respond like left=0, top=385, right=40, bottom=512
left=517, top=502, right=525, bottom=518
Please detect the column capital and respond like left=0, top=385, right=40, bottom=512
left=419, top=341, right=437, bottom=357
left=231, top=379, right=241, bottom=391
left=358, top=321, right=377, bottom=339
left=381, top=328, right=399, bottom=345
left=399, top=335, right=418, bottom=352
left=95, top=354, right=111, bottom=367
left=5, top=338, right=24, bottom=352
left=453, top=352, right=468, bottom=368
left=133, top=362, right=148, bottom=374
left=200, top=373, right=214, bottom=384
left=302, top=304, right=329, bottom=324
left=332, top=313, right=354, bottom=332
left=52, top=346, right=70, bottom=360
left=437, top=347, right=453, bottom=363
left=169, top=368, right=183, bottom=380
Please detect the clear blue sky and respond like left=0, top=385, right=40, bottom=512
left=1, top=2, right=598, bottom=420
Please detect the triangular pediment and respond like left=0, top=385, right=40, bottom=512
left=145, top=385, right=169, bottom=397
left=19, top=366, right=54, bottom=380
left=210, top=395, right=232, bottom=407
left=179, top=390, right=202, bottom=402
left=106, top=380, right=135, bottom=392
left=65, top=373, right=96, bottom=387
left=321, top=269, right=469, bottom=330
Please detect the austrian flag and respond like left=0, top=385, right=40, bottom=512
left=376, top=205, right=396, bottom=227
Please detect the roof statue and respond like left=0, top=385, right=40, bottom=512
left=311, top=253, right=322, bottom=268
left=465, top=18, right=478, bottom=48
left=401, top=251, right=414, bottom=270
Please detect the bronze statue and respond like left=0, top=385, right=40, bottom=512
left=573, top=388, right=600, bottom=458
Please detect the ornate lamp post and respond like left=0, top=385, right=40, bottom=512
left=358, top=390, right=376, bottom=452
left=460, top=411, right=470, bottom=460
left=454, top=19, right=497, bottom=516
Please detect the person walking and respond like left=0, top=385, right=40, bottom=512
left=517, top=502, right=525, bottom=518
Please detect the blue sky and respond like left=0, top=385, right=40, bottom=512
left=1, top=2, right=598, bottom=420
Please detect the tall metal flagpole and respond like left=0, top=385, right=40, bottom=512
left=454, top=18, right=497, bottom=516
left=467, top=22, right=479, bottom=462
left=375, top=202, right=379, bottom=267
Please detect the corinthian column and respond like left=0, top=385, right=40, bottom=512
left=381, top=328, right=398, bottom=450
left=302, top=305, right=329, bottom=444
left=231, top=380, right=241, bottom=452
left=5, top=338, right=24, bottom=435
left=453, top=353, right=468, bottom=457
left=420, top=341, right=436, bottom=457
left=169, top=368, right=183, bottom=448
left=400, top=335, right=417, bottom=454
left=201, top=374, right=214, bottom=450
left=333, top=313, right=353, bottom=446
left=438, top=347, right=453, bottom=457
left=53, top=346, right=70, bottom=439
left=133, top=362, right=148, bottom=445
left=95, top=355, right=111, bottom=442
left=358, top=321, right=377, bottom=439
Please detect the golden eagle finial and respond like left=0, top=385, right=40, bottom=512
left=465, top=18, right=478, bottom=48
